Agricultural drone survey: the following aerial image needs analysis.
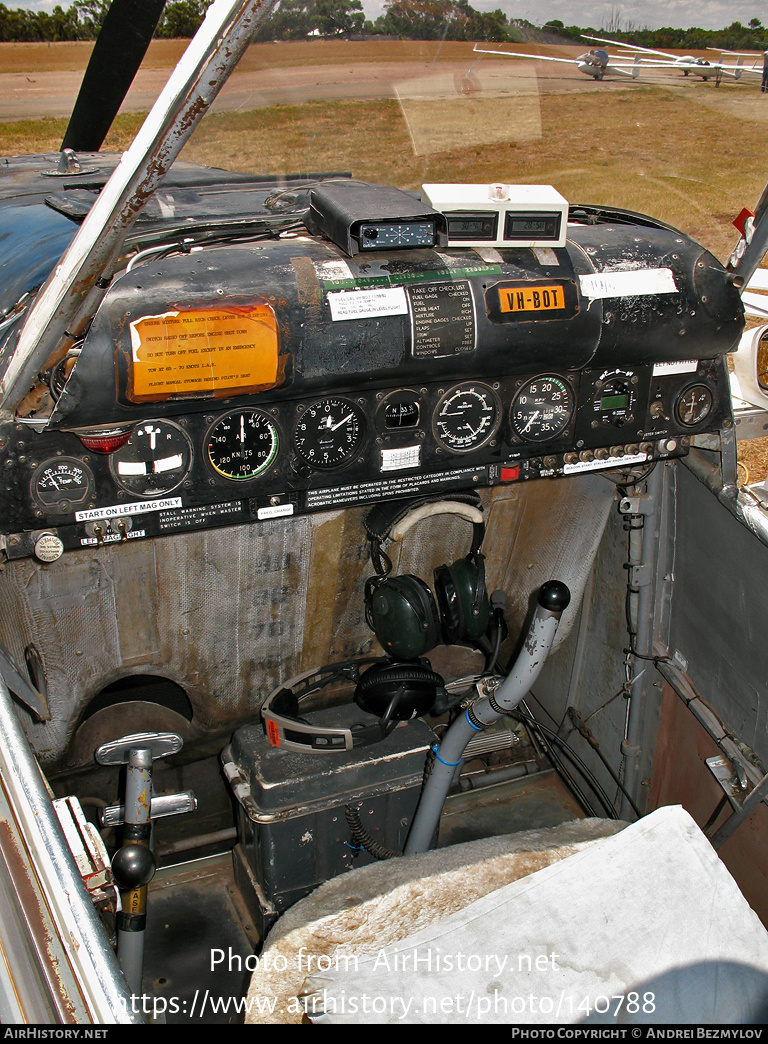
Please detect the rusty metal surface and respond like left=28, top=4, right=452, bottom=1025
left=0, top=477, right=614, bottom=772
left=438, top=768, right=585, bottom=848
left=0, top=675, right=138, bottom=1022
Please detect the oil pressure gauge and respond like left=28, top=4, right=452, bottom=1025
left=293, top=397, right=366, bottom=469
left=433, top=382, right=501, bottom=453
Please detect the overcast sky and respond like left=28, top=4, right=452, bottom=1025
left=363, top=1, right=765, bottom=31
left=7, top=0, right=766, bottom=33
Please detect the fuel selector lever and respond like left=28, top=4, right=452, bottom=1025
left=404, top=581, right=570, bottom=854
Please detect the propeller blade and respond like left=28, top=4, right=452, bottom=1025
left=61, top=0, right=167, bottom=153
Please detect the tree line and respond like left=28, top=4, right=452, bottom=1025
left=1, top=0, right=766, bottom=50
left=540, top=17, right=768, bottom=53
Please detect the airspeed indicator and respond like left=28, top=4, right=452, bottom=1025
left=206, top=409, right=279, bottom=481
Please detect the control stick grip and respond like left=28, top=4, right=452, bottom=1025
left=538, top=579, right=571, bottom=613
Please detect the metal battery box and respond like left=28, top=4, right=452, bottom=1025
left=221, top=711, right=435, bottom=932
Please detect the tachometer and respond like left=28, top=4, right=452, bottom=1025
left=510, top=375, right=574, bottom=443
left=433, top=382, right=501, bottom=454
left=206, top=409, right=279, bottom=481
left=293, top=397, right=366, bottom=469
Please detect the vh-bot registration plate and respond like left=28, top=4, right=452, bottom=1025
left=499, top=284, right=566, bottom=313
left=485, top=280, right=578, bottom=323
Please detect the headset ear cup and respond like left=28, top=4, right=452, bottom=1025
left=354, top=660, right=445, bottom=719
left=368, top=576, right=441, bottom=659
left=436, top=558, right=490, bottom=642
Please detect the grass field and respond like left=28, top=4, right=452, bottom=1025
left=2, top=39, right=767, bottom=477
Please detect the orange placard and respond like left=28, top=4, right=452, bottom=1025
left=498, top=284, right=566, bottom=314
left=128, top=304, right=280, bottom=401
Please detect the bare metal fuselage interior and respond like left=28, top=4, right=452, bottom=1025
left=2, top=2, right=768, bottom=1025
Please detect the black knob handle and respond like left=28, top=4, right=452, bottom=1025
left=538, top=580, right=571, bottom=613
left=112, top=843, right=156, bottom=889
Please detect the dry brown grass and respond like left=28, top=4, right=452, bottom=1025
left=2, top=39, right=767, bottom=477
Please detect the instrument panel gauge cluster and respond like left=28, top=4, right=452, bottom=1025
left=205, top=409, right=280, bottom=481
left=1, top=357, right=730, bottom=561
left=293, top=397, right=366, bottom=469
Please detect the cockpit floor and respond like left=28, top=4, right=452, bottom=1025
left=141, top=768, right=584, bottom=1023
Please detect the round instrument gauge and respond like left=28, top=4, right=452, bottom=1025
left=294, top=397, right=366, bottom=469
left=510, top=375, right=574, bottom=443
left=378, top=391, right=421, bottom=433
left=675, top=384, right=713, bottom=427
left=110, top=420, right=192, bottom=497
left=206, top=409, right=279, bottom=481
left=31, top=457, right=95, bottom=513
left=433, top=382, right=501, bottom=454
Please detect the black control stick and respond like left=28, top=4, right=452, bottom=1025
left=404, top=581, right=570, bottom=855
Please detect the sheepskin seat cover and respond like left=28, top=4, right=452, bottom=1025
left=245, top=817, right=625, bottom=1024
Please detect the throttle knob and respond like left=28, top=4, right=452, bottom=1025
left=538, top=580, right=571, bottom=613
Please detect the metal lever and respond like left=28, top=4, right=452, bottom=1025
left=404, top=581, right=570, bottom=855
left=95, top=732, right=185, bottom=997
left=100, top=790, right=197, bottom=829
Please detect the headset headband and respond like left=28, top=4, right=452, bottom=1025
left=261, top=659, right=396, bottom=753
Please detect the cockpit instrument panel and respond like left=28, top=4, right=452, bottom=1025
left=0, top=179, right=743, bottom=561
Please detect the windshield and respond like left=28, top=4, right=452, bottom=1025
left=1, top=15, right=767, bottom=475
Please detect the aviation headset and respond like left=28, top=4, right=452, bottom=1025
left=261, top=658, right=445, bottom=753
left=260, top=494, right=490, bottom=754
left=363, top=494, right=490, bottom=660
